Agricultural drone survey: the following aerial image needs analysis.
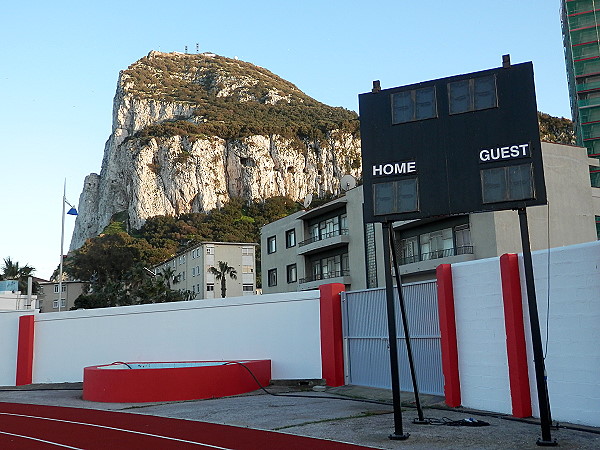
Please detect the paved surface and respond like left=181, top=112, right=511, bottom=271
left=1, top=383, right=599, bottom=449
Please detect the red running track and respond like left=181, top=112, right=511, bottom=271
left=0, top=402, right=375, bottom=449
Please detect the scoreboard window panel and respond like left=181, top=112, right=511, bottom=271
left=481, top=163, right=534, bottom=204
left=509, top=164, right=534, bottom=200
left=448, top=80, right=470, bottom=114
left=415, top=87, right=437, bottom=120
left=373, top=178, right=419, bottom=215
left=397, top=178, right=419, bottom=212
left=474, top=76, right=497, bottom=110
left=448, top=75, right=497, bottom=114
left=374, top=182, right=395, bottom=215
left=391, top=91, right=413, bottom=124
left=392, top=87, right=437, bottom=124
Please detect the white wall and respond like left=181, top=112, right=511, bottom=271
left=451, top=240, right=600, bottom=427
left=20, top=290, right=321, bottom=384
left=451, top=257, right=512, bottom=415
left=0, top=311, right=37, bottom=386
left=521, top=241, right=600, bottom=427
left=0, top=294, right=38, bottom=311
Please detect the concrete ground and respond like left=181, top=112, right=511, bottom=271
left=1, top=383, right=598, bottom=449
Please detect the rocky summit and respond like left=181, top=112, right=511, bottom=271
left=70, top=51, right=362, bottom=250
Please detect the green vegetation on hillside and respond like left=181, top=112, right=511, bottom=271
left=538, top=112, right=575, bottom=145
left=123, top=52, right=359, bottom=141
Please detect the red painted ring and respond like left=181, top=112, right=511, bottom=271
left=83, top=360, right=271, bottom=403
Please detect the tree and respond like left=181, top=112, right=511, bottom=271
left=66, top=232, right=170, bottom=284
left=0, top=257, right=38, bottom=294
left=208, top=261, right=238, bottom=298
left=73, top=263, right=194, bottom=309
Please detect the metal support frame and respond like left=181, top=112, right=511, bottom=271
left=382, top=222, right=410, bottom=440
left=389, top=226, right=427, bottom=424
left=517, top=207, right=557, bottom=447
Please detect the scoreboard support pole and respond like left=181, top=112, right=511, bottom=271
left=382, top=222, right=410, bottom=440
left=389, top=227, right=427, bottom=424
left=517, top=207, right=557, bottom=447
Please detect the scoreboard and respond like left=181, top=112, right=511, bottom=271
left=359, top=62, right=547, bottom=223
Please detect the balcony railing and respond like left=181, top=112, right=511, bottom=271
left=398, top=246, right=474, bottom=266
left=298, top=228, right=349, bottom=247
left=299, top=269, right=350, bottom=284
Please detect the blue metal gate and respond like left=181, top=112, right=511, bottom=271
left=341, top=281, right=444, bottom=395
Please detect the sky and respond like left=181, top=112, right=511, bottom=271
left=0, top=0, right=571, bottom=280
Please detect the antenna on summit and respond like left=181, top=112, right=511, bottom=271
left=185, top=45, right=188, bottom=54
left=196, top=43, right=199, bottom=53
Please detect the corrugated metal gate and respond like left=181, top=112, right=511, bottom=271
left=341, top=281, right=444, bottom=395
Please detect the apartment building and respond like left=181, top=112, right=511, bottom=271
left=561, top=0, right=600, bottom=191
left=153, top=242, right=258, bottom=299
left=37, top=281, right=85, bottom=312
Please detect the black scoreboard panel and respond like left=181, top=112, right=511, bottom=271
left=359, top=62, right=547, bottom=223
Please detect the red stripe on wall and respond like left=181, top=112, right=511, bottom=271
left=16, top=315, right=35, bottom=386
left=499, top=253, right=532, bottom=418
left=319, top=283, right=345, bottom=387
left=436, top=264, right=461, bottom=407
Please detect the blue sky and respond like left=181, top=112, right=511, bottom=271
left=1, top=0, right=570, bottom=280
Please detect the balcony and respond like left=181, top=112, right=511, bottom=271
left=297, top=228, right=350, bottom=255
left=298, top=270, right=351, bottom=291
left=578, top=96, right=600, bottom=108
left=576, top=78, right=600, bottom=94
left=398, top=246, right=474, bottom=266
left=299, top=269, right=350, bottom=284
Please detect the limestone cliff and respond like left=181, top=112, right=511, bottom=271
left=70, top=51, right=361, bottom=250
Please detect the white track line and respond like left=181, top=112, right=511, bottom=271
left=0, top=412, right=233, bottom=449
left=0, top=430, right=83, bottom=449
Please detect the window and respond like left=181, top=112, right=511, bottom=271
left=61, top=299, right=66, bottom=307
left=308, top=253, right=349, bottom=281
left=242, top=247, right=253, bottom=256
left=448, top=75, right=497, bottom=114
left=242, top=265, right=254, bottom=274
left=53, top=300, right=58, bottom=308
left=285, top=229, right=296, bottom=248
left=53, top=284, right=66, bottom=293
left=481, top=163, right=534, bottom=203
left=243, top=284, right=254, bottom=292
left=373, top=178, right=419, bottom=215
left=287, top=264, right=297, bottom=283
left=392, top=86, right=437, bottom=124
left=455, top=224, right=472, bottom=251
left=206, top=247, right=214, bottom=255
left=206, top=283, right=214, bottom=292
left=268, top=269, right=277, bottom=287
left=192, top=267, right=196, bottom=276
left=420, top=229, right=454, bottom=260
left=400, top=236, right=419, bottom=264
left=267, top=236, right=277, bottom=254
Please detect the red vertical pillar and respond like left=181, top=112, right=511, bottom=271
left=319, top=283, right=345, bottom=387
left=436, top=264, right=461, bottom=407
left=500, top=253, right=532, bottom=418
left=16, top=315, right=35, bottom=386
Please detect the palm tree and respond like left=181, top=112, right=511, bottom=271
left=208, top=261, right=237, bottom=298
left=1, top=257, right=38, bottom=293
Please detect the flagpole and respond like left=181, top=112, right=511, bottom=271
left=58, top=180, right=66, bottom=312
